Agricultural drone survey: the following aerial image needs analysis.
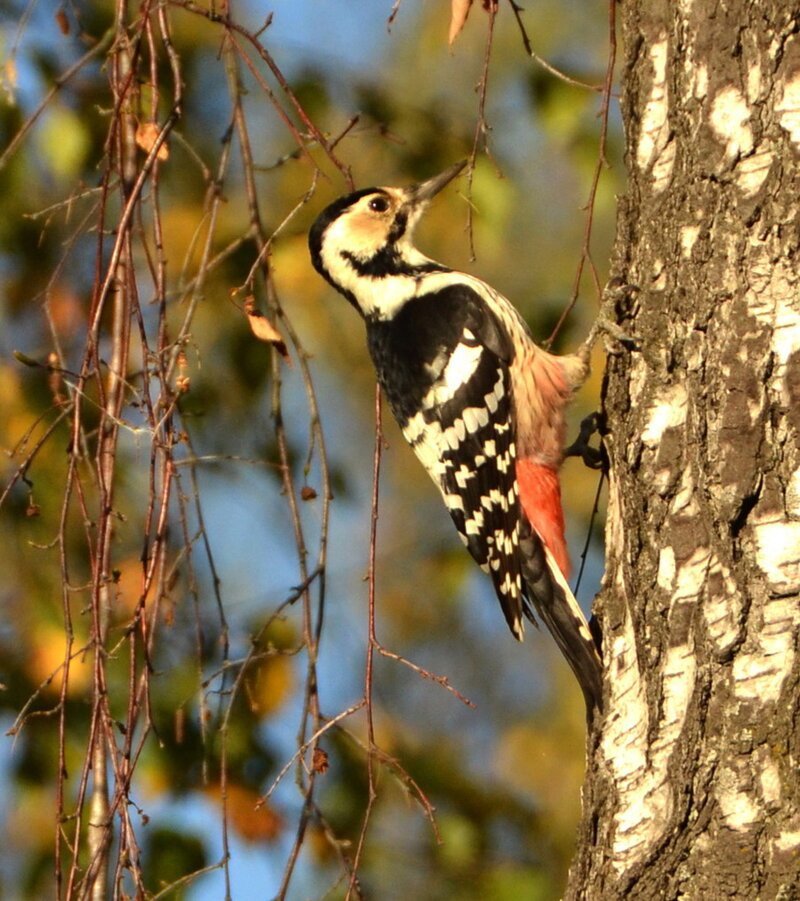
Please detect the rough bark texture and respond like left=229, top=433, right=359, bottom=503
left=569, top=2, right=800, bottom=898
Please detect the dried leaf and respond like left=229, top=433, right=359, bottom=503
left=135, top=122, right=169, bottom=161
left=244, top=296, right=290, bottom=363
left=300, top=486, right=317, bottom=501
left=55, top=8, right=70, bottom=35
left=175, top=351, right=190, bottom=393
left=449, top=0, right=474, bottom=45
left=312, top=747, right=329, bottom=774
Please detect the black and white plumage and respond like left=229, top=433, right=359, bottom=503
left=309, top=162, right=603, bottom=716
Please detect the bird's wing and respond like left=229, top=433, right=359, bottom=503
left=399, top=284, right=529, bottom=638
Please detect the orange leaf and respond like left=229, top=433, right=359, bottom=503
left=207, top=784, right=283, bottom=844
left=449, top=0, right=474, bottom=45
left=135, top=122, right=169, bottom=161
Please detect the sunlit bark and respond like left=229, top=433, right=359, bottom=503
left=571, top=2, right=800, bottom=897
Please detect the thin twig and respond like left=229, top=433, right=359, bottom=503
left=574, top=471, right=606, bottom=597
left=346, top=383, right=384, bottom=900
left=0, top=27, right=116, bottom=171
left=466, top=2, right=499, bottom=260
left=546, top=0, right=617, bottom=345
left=507, top=0, right=603, bottom=92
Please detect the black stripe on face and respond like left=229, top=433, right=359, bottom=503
left=342, top=249, right=447, bottom=280
left=387, top=208, right=409, bottom=243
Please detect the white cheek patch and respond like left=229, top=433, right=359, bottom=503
left=323, top=212, right=384, bottom=264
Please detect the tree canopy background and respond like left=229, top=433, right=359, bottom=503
left=0, top=1, right=621, bottom=897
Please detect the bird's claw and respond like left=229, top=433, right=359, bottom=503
left=565, top=411, right=606, bottom=471
left=592, top=315, right=637, bottom=354
left=578, top=279, right=639, bottom=357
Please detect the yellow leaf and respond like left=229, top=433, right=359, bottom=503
left=28, top=624, right=91, bottom=698
left=245, top=656, right=293, bottom=717
left=35, top=103, right=90, bottom=181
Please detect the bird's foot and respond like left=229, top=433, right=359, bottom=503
left=578, top=279, right=639, bottom=363
left=564, top=411, right=606, bottom=471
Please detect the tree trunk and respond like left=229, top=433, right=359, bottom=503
left=570, top=2, right=800, bottom=898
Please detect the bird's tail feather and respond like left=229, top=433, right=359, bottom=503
left=518, top=521, right=603, bottom=719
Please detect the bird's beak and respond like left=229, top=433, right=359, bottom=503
left=408, top=160, right=467, bottom=205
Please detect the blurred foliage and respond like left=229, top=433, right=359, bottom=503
left=0, top=0, right=621, bottom=898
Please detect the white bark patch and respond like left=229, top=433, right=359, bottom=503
left=703, top=551, right=742, bottom=655
left=772, top=283, right=800, bottom=373
left=641, top=385, right=689, bottom=494
left=654, top=638, right=696, bottom=754
left=745, top=253, right=800, bottom=406
left=692, top=63, right=708, bottom=101
left=774, top=830, right=800, bottom=852
left=680, top=225, right=700, bottom=258
left=709, top=85, right=754, bottom=161
left=637, top=36, right=674, bottom=192
left=717, top=764, right=761, bottom=831
left=652, top=139, right=676, bottom=194
left=659, top=546, right=710, bottom=602
left=733, top=593, right=800, bottom=702
left=603, top=548, right=703, bottom=870
left=776, top=71, right=800, bottom=148
left=787, top=467, right=800, bottom=518
left=753, top=518, right=800, bottom=595
left=657, top=546, right=676, bottom=591
left=670, top=466, right=700, bottom=518
left=673, top=546, right=711, bottom=602
left=651, top=260, right=667, bottom=292
left=601, top=606, right=650, bottom=865
left=641, top=385, right=689, bottom=447
left=757, top=749, right=782, bottom=807
left=735, top=146, right=773, bottom=197
left=746, top=62, right=762, bottom=104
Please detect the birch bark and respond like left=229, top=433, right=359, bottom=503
left=570, top=3, right=800, bottom=897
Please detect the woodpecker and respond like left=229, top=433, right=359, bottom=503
left=309, top=161, right=603, bottom=716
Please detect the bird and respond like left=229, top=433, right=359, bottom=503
left=308, top=160, right=603, bottom=717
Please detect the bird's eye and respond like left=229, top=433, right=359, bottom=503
left=368, top=196, right=390, bottom=213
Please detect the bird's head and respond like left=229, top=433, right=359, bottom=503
left=308, top=160, right=466, bottom=319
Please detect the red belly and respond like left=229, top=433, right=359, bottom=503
left=516, top=459, right=570, bottom=578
